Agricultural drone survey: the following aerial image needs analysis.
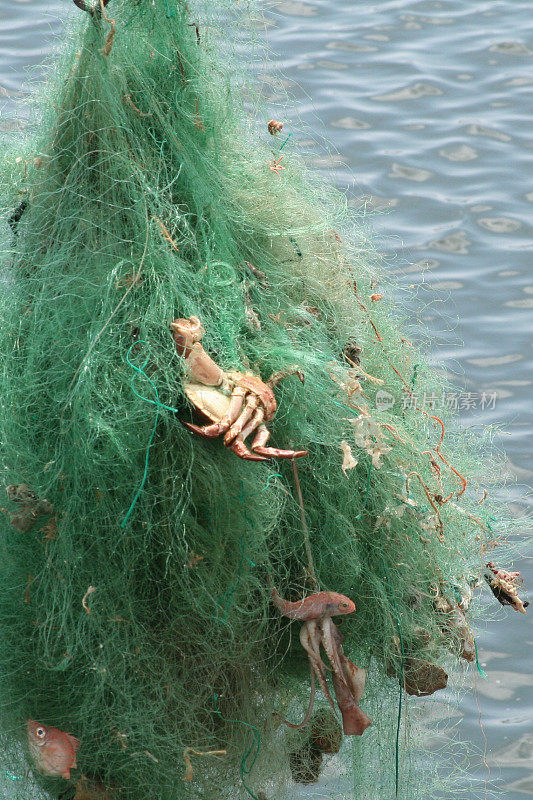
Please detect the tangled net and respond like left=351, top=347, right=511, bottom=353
left=0, top=1, right=519, bottom=798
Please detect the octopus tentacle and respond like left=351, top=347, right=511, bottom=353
left=331, top=669, right=372, bottom=735
left=274, top=666, right=316, bottom=730
left=320, top=616, right=345, bottom=679
left=341, top=656, right=366, bottom=704
left=299, top=621, right=323, bottom=666
left=326, top=619, right=372, bottom=735
left=327, top=619, right=366, bottom=701
left=300, top=622, right=337, bottom=715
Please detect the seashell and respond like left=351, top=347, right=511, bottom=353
left=268, top=119, right=283, bottom=135
left=402, top=659, right=448, bottom=696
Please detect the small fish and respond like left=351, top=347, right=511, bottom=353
left=272, top=588, right=355, bottom=621
left=27, top=720, right=80, bottom=779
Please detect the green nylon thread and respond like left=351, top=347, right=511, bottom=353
left=354, top=461, right=373, bottom=520
left=263, top=472, right=282, bottom=490
left=163, top=0, right=176, bottom=17
left=125, top=340, right=182, bottom=414
left=382, top=556, right=406, bottom=799
left=121, top=340, right=178, bottom=527
left=217, top=530, right=255, bottom=622
left=213, top=694, right=261, bottom=800
left=279, top=132, right=292, bottom=151
left=474, top=640, right=488, bottom=679
left=217, top=475, right=279, bottom=621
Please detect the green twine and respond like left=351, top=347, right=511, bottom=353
left=263, top=472, right=282, bottom=490
left=124, top=341, right=182, bottom=414
left=279, top=132, right=292, bottom=151
left=5, top=771, right=21, bottom=781
left=217, top=530, right=255, bottom=621
left=382, top=556, right=405, bottom=799
left=217, top=474, right=281, bottom=620
left=163, top=0, right=176, bottom=17
left=354, top=461, right=373, bottom=520
left=213, top=694, right=261, bottom=800
left=474, top=640, right=488, bottom=679
left=213, top=477, right=281, bottom=797
left=121, top=340, right=181, bottom=528
left=217, top=480, right=254, bottom=620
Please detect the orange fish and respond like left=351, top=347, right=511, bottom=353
left=272, top=588, right=355, bottom=620
left=27, top=719, right=80, bottom=779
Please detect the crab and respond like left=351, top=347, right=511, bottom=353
left=171, top=316, right=308, bottom=462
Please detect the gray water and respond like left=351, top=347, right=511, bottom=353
left=0, top=0, right=531, bottom=797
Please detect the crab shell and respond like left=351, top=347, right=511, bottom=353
left=183, top=372, right=277, bottom=425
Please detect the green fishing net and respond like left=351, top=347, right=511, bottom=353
left=0, top=1, right=519, bottom=798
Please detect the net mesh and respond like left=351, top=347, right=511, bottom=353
left=0, top=1, right=519, bottom=798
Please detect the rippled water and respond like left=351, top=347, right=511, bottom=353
left=0, top=0, right=531, bottom=797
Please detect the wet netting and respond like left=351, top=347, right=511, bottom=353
left=0, top=1, right=524, bottom=799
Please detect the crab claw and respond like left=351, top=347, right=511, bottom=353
left=267, top=367, right=305, bottom=388
left=251, top=423, right=307, bottom=459
left=171, top=316, right=205, bottom=357
left=253, top=447, right=308, bottom=459
left=184, top=421, right=228, bottom=439
left=229, top=439, right=269, bottom=462
left=185, top=422, right=268, bottom=461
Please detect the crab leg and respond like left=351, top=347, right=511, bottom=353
left=223, top=394, right=260, bottom=445
left=229, top=408, right=268, bottom=461
left=275, top=665, right=316, bottom=730
left=251, top=424, right=308, bottom=459
left=267, top=367, right=305, bottom=388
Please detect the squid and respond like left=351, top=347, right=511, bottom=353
left=273, top=589, right=371, bottom=736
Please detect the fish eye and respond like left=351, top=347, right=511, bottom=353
left=341, top=602, right=349, bottom=608
left=36, top=728, right=46, bottom=738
